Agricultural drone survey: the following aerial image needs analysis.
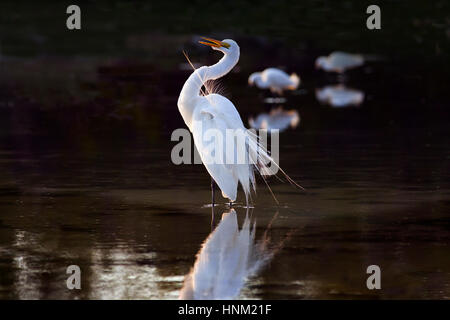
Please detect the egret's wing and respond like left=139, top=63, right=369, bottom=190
left=192, top=99, right=238, bottom=201
left=208, top=94, right=245, bottom=130
left=192, top=94, right=255, bottom=201
left=264, top=68, right=293, bottom=87
left=207, top=94, right=256, bottom=199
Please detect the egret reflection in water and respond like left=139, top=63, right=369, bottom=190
left=263, top=97, right=287, bottom=104
left=315, top=84, right=364, bottom=108
left=179, top=209, right=282, bottom=300
left=249, top=106, right=300, bottom=131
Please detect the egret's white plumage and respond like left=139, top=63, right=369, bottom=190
left=315, top=51, right=364, bottom=73
left=249, top=107, right=300, bottom=132
left=178, top=38, right=286, bottom=205
left=248, top=68, right=300, bottom=95
left=179, top=209, right=273, bottom=300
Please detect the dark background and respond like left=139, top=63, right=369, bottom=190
left=0, top=0, right=449, bottom=140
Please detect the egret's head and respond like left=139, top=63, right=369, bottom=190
left=199, top=37, right=239, bottom=55
left=248, top=72, right=261, bottom=86
left=315, top=56, right=327, bottom=69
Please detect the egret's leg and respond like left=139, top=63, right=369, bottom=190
left=211, top=177, right=215, bottom=206
left=211, top=178, right=215, bottom=230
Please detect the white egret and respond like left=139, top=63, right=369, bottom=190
left=315, top=51, right=364, bottom=73
left=248, top=68, right=300, bottom=95
left=249, top=107, right=300, bottom=132
left=178, top=37, right=300, bottom=208
left=315, top=84, right=364, bottom=107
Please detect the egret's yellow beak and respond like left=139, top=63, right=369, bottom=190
left=199, top=37, right=230, bottom=49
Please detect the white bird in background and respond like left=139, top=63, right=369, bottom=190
left=248, top=68, right=300, bottom=95
left=179, top=209, right=273, bottom=300
left=315, top=84, right=364, bottom=107
left=249, top=107, right=300, bottom=132
left=315, top=51, right=364, bottom=73
left=178, top=37, right=298, bottom=208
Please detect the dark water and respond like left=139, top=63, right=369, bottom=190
left=0, top=1, right=449, bottom=300
left=0, top=118, right=448, bottom=299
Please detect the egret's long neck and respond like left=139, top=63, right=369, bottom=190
left=204, top=49, right=239, bottom=81
left=178, top=48, right=239, bottom=130
left=179, top=50, right=239, bottom=102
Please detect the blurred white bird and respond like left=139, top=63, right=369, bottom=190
left=248, top=68, right=300, bottom=95
left=315, top=84, right=364, bottom=107
left=315, top=51, right=364, bottom=73
left=178, top=37, right=298, bottom=207
left=179, top=209, right=272, bottom=300
left=249, top=107, right=300, bottom=132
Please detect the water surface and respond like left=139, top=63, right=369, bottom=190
left=0, top=125, right=448, bottom=299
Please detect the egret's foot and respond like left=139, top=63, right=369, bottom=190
left=223, top=202, right=255, bottom=209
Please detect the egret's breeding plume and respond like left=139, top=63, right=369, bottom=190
left=316, top=84, right=365, bottom=107
left=178, top=37, right=297, bottom=207
left=249, top=107, right=300, bottom=132
left=315, top=51, right=364, bottom=73
left=248, top=68, right=300, bottom=95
